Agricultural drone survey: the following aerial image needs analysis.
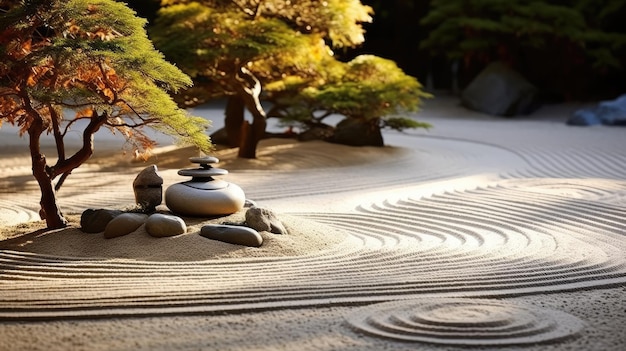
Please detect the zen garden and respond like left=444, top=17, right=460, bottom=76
left=1, top=1, right=625, bottom=350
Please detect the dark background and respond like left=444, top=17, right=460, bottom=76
left=126, top=0, right=626, bottom=101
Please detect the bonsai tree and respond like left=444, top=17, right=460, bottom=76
left=265, top=55, right=431, bottom=146
left=0, top=0, right=212, bottom=229
left=151, top=0, right=374, bottom=158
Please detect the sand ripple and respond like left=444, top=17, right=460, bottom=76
left=0, top=201, right=39, bottom=227
left=1, top=178, right=625, bottom=319
left=1, top=120, right=625, bottom=333
left=346, top=298, right=585, bottom=345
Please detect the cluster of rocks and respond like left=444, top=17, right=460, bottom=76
left=80, top=157, right=287, bottom=247
left=567, top=94, right=626, bottom=126
left=81, top=210, right=186, bottom=239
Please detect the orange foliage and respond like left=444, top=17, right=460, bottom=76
left=64, top=19, right=121, bottom=41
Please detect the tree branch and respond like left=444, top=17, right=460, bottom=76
left=49, top=109, right=108, bottom=185
left=97, top=61, right=119, bottom=103
left=0, top=87, right=19, bottom=97
left=47, top=103, right=65, bottom=162
left=54, top=171, right=70, bottom=191
left=235, top=66, right=266, bottom=120
left=62, top=115, right=92, bottom=137
left=105, top=118, right=158, bottom=128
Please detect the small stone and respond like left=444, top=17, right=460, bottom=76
left=145, top=213, right=187, bottom=238
left=133, top=165, right=163, bottom=211
left=200, top=224, right=263, bottom=247
left=178, top=168, right=228, bottom=178
left=189, top=156, right=219, bottom=165
left=245, top=207, right=288, bottom=234
left=104, top=213, right=148, bottom=239
left=81, top=209, right=124, bottom=233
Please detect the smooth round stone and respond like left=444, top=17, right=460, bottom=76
left=200, top=224, right=263, bottom=247
left=189, top=156, right=219, bottom=164
left=81, top=209, right=123, bottom=233
left=145, top=213, right=186, bottom=238
left=104, top=213, right=148, bottom=239
left=165, top=182, right=245, bottom=216
left=178, top=167, right=228, bottom=177
left=183, top=179, right=228, bottom=190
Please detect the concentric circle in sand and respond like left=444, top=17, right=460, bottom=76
left=346, top=298, right=585, bottom=345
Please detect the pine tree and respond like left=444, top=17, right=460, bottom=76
left=0, top=0, right=212, bottom=229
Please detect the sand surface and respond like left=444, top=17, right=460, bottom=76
left=1, top=95, right=625, bottom=350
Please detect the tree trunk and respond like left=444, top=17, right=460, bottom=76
left=26, top=108, right=106, bottom=229
left=239, top=120, right=252, bottom=157
left=33, top=155, right=67, bottom=229
left=237, top=109, right=267, bottom=159
left=234, top=66, right=267, bottom=159
left=224, top=95, right=245, bottom=148
left=28, top=118, right=67, bottom=229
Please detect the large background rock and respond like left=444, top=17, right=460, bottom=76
left=461, top=61, right=540, bottom=116
left=330, top=118, right=384, bottom=147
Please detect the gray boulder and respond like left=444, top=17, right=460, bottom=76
left=133, top=165, right=163, bottom=211
left=567, top=108, right=602, bottom=126
left=103, top=213, right=148, bottom=239
left=245, top=207, right=288, bottom=234
left=145, top=213, right=187, bottom=238
left=200, top=224, right=263, bottom=247
left=80, top=209, right=124, bottom=233
left=461, top=61, right=540, bottom=116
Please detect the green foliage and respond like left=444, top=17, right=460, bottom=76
left=0, top=0, right=215, bottom=228
left=315, top=0, right=374, bottom=47
left=153, top=0, right=429, bottom=143
left=270, top=55, right=431, bottom=131
left=151, top=0, right=372, bottom=87
left=157, top=0, right=372, bottom=48
left=384, top=117, right=432, bottom=132
left=151, top=1, right=316, bottom=100
left=420, top=0, right=626, bottom=71
left=0, top=0, right=211, bottom=153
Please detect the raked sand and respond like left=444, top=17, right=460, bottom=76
left=0, top=95, right=625, bottom=350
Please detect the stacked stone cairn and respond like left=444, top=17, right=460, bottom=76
left=165, top=156, right=245, bottom=216
left=80, top=157, right=287, bottom=247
